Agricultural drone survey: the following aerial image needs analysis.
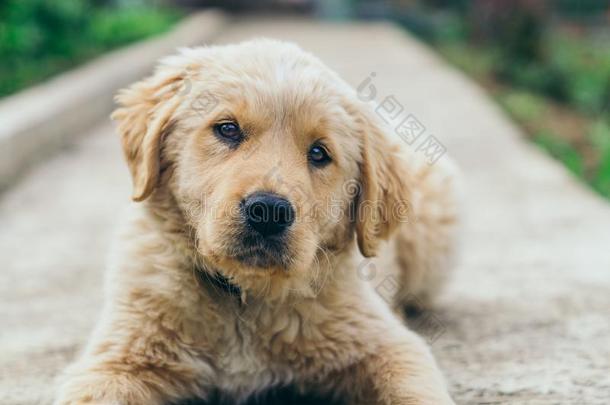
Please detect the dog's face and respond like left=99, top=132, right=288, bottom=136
left=113, top=40, right=410, bottom=298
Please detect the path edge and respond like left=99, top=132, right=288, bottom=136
left=0, top=10, right=227, bottom=192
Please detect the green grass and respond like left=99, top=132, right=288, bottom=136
left=0, top=1, right=181, bottom=98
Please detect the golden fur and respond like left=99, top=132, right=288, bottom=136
left=55, top=39, right=460, bottom=404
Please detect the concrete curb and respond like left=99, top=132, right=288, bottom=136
left=0, top=10, right=227, bottom=192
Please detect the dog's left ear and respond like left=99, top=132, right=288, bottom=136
left=355, top=109, right=412, bottom=258
left=111, top=70, right=183, bottom=202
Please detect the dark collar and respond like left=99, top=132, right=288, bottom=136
left=199, top=271, right=242, bottom=297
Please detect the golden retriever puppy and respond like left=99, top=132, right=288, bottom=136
left=55, top=39, right=460, bottom=405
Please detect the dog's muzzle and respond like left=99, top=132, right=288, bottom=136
left=229, top=192, right=294, bottom=268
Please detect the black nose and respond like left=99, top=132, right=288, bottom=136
left=242, top=192, right=295, bottom=237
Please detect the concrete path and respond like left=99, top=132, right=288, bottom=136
left=2, top=17, right=610, bottom=405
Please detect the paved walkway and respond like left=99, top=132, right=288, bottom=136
left=2, top=17, right=610, bottom=404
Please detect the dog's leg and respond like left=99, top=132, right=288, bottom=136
left=339, top=325, right=454, bottom=405
left=310, top=289, right=454, bottom=405
left=54, top=310, right=211, bottom=405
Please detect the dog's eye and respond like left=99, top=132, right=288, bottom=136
left=214, top=122, right=243, bottom=143
left=308, top=143, right=331, bottom=167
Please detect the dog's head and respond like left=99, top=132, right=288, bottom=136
left=112, top=39, right=411, bottom=298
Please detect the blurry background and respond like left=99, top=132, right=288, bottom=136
left=0, top=0, right=180, bottom=97
left=2, top=0, right=610, bottom=197
left=2, top=1, right=610, bottom=404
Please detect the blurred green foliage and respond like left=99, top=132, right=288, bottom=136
left=437, top=42, right=500, bottom=78
left=534, top=132, right=585, bottom=177
left=404, top=1, right=610, bottom=199
left=555, top=0, right=609, bottom=16
left=426, top=7, right=610, bottom=115
left=588, top=120, right=610, bottom=197
left=441, top=39, right=610, bottom=198
left=0, top=0, right=180, bottom=97
left=497, top=90, right=547, bottom=124
left=547, top=34, right=610, bottom=115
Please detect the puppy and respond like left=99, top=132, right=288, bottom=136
left=55, top=39, right=460, bottom=405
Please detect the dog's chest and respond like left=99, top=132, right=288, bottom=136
left=209, top=299, right=360, bottom=394
left=211, top=304, right=302, bottom=396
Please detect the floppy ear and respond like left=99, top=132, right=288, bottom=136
left=111, top=71, right=183, bottom=202
left=355, top=110, right=412, bottom=257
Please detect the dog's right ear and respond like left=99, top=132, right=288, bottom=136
left=111, top=70, right=184, bottom=202
left=354, top=108, right=412, bottom=258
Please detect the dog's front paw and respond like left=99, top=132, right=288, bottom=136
left=55, top=368, right=154, bottom=405
left=54, top=391, right=126, bottom=405
left=54, top=389, right=128, bottom=405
